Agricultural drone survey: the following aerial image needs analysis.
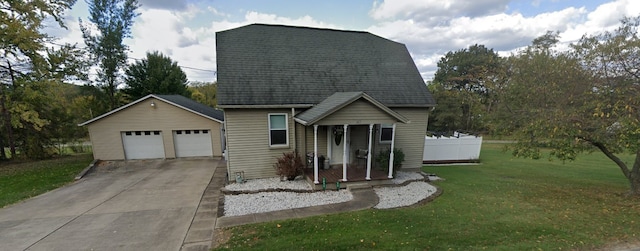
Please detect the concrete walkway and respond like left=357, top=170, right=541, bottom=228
left=182, top=162, right=380, bottom=248
left=180, top=161, right=227, bottom=251
left=0, top=158, right=218, bottom=251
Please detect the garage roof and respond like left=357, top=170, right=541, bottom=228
left=78, top=94, right=224, bottom=126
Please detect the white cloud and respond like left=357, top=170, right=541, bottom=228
left=367, top=3, right=595, bottom=81
left=207, top=6, right=228, bottom=17
left=126, top=8, right=222, bottom=81
left=244, top=11, right=341, bottom=29
left=369, top=0, right=510, bottom=23
left=138, top=0, right=187, bottom=11
left=47, top=0, right=640, bottom=83
left=126, top=8, right=339, bottom=82
left=561, top=0, right=640, bottom=43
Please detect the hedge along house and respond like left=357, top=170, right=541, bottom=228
left=216, top=24, right=436, bottom=184
left=79, top=94, right=225, bottom=160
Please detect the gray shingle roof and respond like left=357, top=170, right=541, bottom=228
left=78, top=94, right=223, bottom=126
left=295, top=92, right=409, bottom=125
left=155, top=95, right=224, bottom=121
left=216, top=24, right=436, bottom=107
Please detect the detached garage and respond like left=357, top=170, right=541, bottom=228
left=79, top=94, right=225, bottom=160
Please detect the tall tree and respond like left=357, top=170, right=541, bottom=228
left=189, top=81, right=218, bottom=107
left=80, top=0, right=139, bottom=109
left=0, top=0, right=80, bottom=159
left=501, top=17, right=640, bottom=195
left=430, top=44, right=505, bottom=132
left=123, top=51, right=190, bottom=101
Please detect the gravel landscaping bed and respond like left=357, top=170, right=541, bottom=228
left=223, top=190, right=353, bottom=216
left=222, top=171, right=439, bottom=216
left=374, top=181, right=437, bottom=209
left=392, top=171, right=426, bottom=184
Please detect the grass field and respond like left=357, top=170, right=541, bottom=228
left=215, top=144, right=640, bottom=250
left=0, top=154, right=93, bottom=208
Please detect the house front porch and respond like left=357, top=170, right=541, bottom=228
left=294, top=92, right=411, bottom=186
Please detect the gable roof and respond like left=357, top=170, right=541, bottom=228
left=78, top=94, right=224, bottom=126
left=294, top=92, right=409, bottom=125
left=216, top=24, right=436, bottom=108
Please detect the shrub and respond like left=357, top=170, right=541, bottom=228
left=274, top=152, right=304, bottom=180
left=375, top=148, right=405, bottom=170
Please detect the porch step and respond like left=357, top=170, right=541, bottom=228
left=347, top=183, right=372, bottom=191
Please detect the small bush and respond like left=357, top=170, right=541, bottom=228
left=375, top=148, right=405, bottom=170
left=274, top=152, right=304, bottom=180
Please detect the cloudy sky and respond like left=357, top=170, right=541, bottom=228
left=49, top=0, right=639, bottom=83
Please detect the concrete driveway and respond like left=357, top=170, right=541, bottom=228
left=0, top=158, right=219, bottom=251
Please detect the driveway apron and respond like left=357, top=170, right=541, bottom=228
left=0, top=158, right=218, bottom=251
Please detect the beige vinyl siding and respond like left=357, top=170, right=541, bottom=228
left=348, top=125, right=369, bottom=165
left=389, top=107, right=430, bottom=169
left=224, top=106, right=429, bottom=180
left=316, top=99, right=397, bottom=125
left=87, top=97, right=223, bottom=160
left=303, top=125, right=328, bottom=161
left=224, top=108, right=296, bottom=180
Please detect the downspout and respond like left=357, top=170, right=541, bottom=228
left=291, top=108, right=296, bottom=152
left=304, top=120, right=308, bottom=156
left=223, top=114, right=232, bottom=182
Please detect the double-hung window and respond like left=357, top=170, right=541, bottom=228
left=380, top=124, right=393, bottom=143
left=269, top=114, right=288, bottom=147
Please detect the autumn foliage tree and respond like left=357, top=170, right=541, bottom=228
left=498, top=18, right=640, bottom=195
left=0, top=0, right=90, bottom=159
left=189, top=81, right=218, bottom=108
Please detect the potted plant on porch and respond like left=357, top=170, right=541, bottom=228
left=274, top=151, right=304, bottom=181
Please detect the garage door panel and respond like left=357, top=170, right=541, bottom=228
left=122, top=131, right=165, bottom=160
left=174, top=130, right=213, bottom=157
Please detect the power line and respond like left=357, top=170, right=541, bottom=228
left=45, top=41, right=217, bottom=74
left=180, top=65, right=217, bottom=73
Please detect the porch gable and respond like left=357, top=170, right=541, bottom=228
left=294, top=92, right=409, bottom=126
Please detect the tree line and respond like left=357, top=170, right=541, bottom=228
left=0, top=0, right=217, bottom=160
left=4, top=1, right=640, bottom=195
left=429, top=17, right=640, bottom=195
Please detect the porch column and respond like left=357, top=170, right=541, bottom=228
left=342, top=124, right=348, bottom=181
left=366, top=124, right=373, bottom=180
left=313, top=125, right=319, bottom=184
left=388, top=123, right=397, bottom=178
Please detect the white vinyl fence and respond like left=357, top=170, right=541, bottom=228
left=423, top=132, right=482, bottom=163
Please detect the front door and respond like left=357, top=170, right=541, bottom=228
left=329, top=125, right=349, bottom=165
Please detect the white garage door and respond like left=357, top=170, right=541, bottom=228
left=173, top=130, right=213, bottom=157
left=121, top=131, right=165, bottom=160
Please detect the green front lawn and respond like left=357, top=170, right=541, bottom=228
left=0, top=154, right=93, bottom=208
left=215, top=144, right=640, bottom=250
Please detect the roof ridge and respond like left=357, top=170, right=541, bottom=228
left=245, top=23, right=370, bottom=34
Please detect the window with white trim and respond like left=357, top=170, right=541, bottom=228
left=380, top=124, right=393, bottom=143
left=269, top=114, right=288, bottom=146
